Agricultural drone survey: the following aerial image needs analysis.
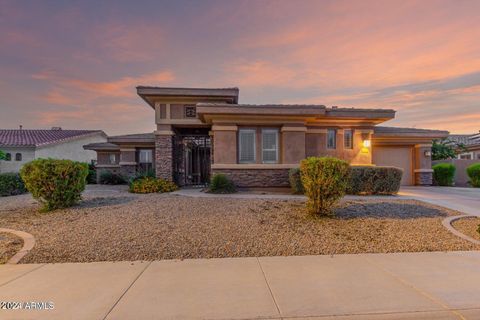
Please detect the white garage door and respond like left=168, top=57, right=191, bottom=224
left=373, top=146, right=413, bottom=185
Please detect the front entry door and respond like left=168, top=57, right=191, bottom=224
left=174, top=135, right=211, bottom=186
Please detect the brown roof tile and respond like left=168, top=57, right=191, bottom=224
left=0, top=129, right=105, bottom=147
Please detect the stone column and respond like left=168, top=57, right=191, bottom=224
left=155, top=128, right=174, bottom=181
left=414, top=144, right=433, bottom=185
left=119, top=148, right=137, bottom=178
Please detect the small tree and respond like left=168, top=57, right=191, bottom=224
left=432, top=139, right=466, bottom=161
left=300, top=157, right=350, bottom=216
left=0, top=150, right=6, bottom=160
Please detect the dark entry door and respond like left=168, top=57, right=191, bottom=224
left=174, top=135, right=211, bottom=186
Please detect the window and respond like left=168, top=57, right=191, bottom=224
left=139, top=149, right=153, bottom=163
left=478, top=154, right=480, bottom=160
left=5, top=153, right=11, bottom=161
left=327, top=129, right=336, bottom=149
left=238, top=129, right=256, bottom=163
left=262, top=129, right=279, bottom=163
left=109, top=153, right=117, bottom=164
left=459, top=153, right=473, bottom=160
left=184, top=106, right=196, bottom=118
left=344, top=129, right=353, bottom=149
left=15, top=153, right=22, bottom=161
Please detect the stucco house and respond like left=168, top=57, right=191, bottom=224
left=448, top=132, right=480, bottom=160
left=0, top=128, right=107, bottom=173
left=84, top=87, right=448, bottom=187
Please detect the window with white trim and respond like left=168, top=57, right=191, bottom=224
left=262, top=129, right=279, bottom=163
left=238, top=129, right=256, bottom=163
left=344, top=129, right=353, bottom=149
left=327, top=129, right=336, bottom=149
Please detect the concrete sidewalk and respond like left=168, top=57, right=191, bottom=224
left=1, top=252, right=480, bottom=319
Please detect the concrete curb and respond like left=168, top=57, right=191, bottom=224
left=0, top=228, right=35, bottom=264
left=442, top=215, right=480, bottom=245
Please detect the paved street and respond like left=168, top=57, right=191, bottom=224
left=1, top=251, right=480, bottom=319
left=400, top=186, right=480, bottom=216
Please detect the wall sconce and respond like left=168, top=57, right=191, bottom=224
left=424, top=150, right=432, bottom=157
left=363, top=139, right=371, bottom=148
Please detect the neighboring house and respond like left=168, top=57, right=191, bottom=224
left=84, top=87, right=448, bottom=187
left=447, top=133, right=480, bottom=160
left=0, top=128, right=107, bottom=173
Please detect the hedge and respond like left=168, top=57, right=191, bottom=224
left=289, top=165, right=403, bottom=195
left=466, top=163, right=480, bottom=188
left=300, top=157, right=350, bottom=215
left=129, top=177, right=177, bottom=193
left=20, top=159, right=88, bottom=212
left=0, top=173, right=27, bottom=196
left=347, top=166, right=403, bottom=195
left=432, top=163, right=455, bottom=186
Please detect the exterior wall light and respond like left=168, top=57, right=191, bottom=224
left=363, top=140, right=371, bottom=148
left=424, top=150, right=432, bottom=157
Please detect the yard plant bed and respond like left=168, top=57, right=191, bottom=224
left=0, top=190, right=478, bottom=263
left=452, top=217, right=480, bottom=241
left=0, top=232, right=23, bottom=264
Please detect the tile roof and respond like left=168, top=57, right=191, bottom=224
left=374, top=126, right=449, bottom=135
left=0, top=129, right=105, bottom=147
left=448, top=133, right=480, bottom=146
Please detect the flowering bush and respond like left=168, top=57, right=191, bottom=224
left=129, top=177, right=177, bottom=194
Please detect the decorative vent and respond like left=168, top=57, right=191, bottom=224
left=184, top=106, right=196, bottom=118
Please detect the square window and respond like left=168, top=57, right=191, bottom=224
left=109, top=154, right=117, bottom=164
left=327, top=129, right=336, bottom=149
left=139, top=149, right=152, bottom=163
left=184, top=106, right=196, bottom=118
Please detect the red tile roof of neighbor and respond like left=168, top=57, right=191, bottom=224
left=0, top=129, right=105, bottom=147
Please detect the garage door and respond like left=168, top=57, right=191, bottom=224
left=373, top=146, right=413, bottom=185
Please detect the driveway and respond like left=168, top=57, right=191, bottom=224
left=400, top=186, right=480, bottom=216
left=1, top=252, right=480, bottom=319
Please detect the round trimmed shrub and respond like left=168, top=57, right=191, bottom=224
left=466, top=163, right=480, bottom=188
left=432, top=163, right=456, bottom=186
left=288, top=168, right=304, bottom=194
left=98, top=171, right=126, bottom=185
left=0, top=173, right=27, bottom=196
left=300, top=156, right=350, bottom=216
left=208, top=173, right=236, bottom=194
left=20, top=159, right=88, bottom=212
left=129, top=177, right=177, bottom=193
left=348, top=166, right=403, bottom=195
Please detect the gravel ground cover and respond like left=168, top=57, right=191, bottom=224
left=0, top=187, right=478, bottom=263
left=452, top=217, right=480, bottom=241
left=0, top=232, right=23, bottom=264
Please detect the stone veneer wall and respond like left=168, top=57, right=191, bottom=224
left=96, top=166, right=136, bottom=183
left=155, top=134, right=173, bottom=181
left=212, top=168, right=290, bottom=188
left=414, top=171, right=433, bottom=186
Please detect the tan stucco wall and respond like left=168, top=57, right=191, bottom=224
left=213, top=130, right=237, bottom=164
left=282, top=131, right=305, bottom=164
left=0, top=147, right=35, bottom=173
left=414, top=145, right=432, bottom=169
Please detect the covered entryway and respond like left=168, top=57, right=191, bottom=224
left=173, top=128, right=211, bottom=186
left=373, top=146, right=413, bottom=185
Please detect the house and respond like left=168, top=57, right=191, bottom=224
left=0, top=128, right=107, bottom=173
left=447, top=132, right=480, bottom=160
left=84, top=87, right=448, bottom=187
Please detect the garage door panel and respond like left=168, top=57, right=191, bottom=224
left=373, top=146, right=413, bottom=185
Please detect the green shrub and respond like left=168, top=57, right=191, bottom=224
left=129, top=169, right=156, bottom=184
left=348, top=166, right=403, bottom=195
left=467, top=163, right=480, bottom=188
left=0, top=173, right=27, bottom=196
left=289, top=168, right=304, bottom=194
left=208, top=173, right=236, bottom=194
left=129, top=177, right=177, bottom=193
left=432, top=163, right=456, bottom=186
left=86, top=163, right=97, bottom=184
left=98, top=171, right=126, bottom=185
left=300, top=157, right=350, bottom=215
left=20, top=159, right=88, bottom=212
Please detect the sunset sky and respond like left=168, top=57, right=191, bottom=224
left=1, top=0, right=479, bottom=135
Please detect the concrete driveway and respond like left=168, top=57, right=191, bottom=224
left=400, top=186, right=480, bottom=216
left=1, top=252, right=480, bottom=319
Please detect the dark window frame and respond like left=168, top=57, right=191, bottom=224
left=327, top=129, right=337, bottom=149
left=5, top=153, right=11, bottom=161
left=344, top=129, right=353, bottom=149
left=184, top=105, right=197, bottom=118
left=15, top=153, right=22, bottom=161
